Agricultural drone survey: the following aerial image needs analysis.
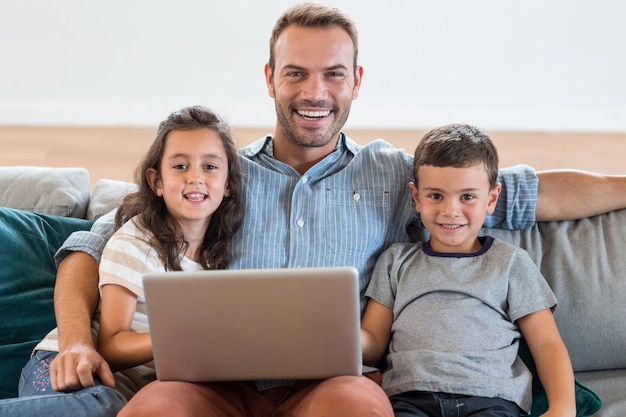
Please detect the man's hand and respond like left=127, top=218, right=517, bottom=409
left=50, top=342, right=115, bottom=391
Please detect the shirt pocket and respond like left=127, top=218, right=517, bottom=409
left=324, top=188, right=391, bottom=259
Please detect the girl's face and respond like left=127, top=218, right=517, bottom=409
left=409, top=164, right=501, bottom=253
left=147, top=128, right=230, bottom=233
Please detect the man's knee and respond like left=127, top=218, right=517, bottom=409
left=301, top=376, right=393, bottom=417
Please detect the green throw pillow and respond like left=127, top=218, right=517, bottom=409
left=519, top=339, right=602, bottom=417
left=0, top=207, right=93, bottom=399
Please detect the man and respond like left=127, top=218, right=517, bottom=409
left=3, top=2, right=626, bottom=417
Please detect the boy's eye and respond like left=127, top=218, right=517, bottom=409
left=429, top=193, right=442, bottom=201
left=462, top=194, right=475, bottom=201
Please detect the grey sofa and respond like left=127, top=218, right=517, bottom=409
left=1, top=166, right=624, bottom=416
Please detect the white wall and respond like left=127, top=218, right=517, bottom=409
left=1, top=0, right=625, bottom=132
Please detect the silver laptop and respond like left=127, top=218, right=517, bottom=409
left=142, top=266, right=362, bottom=382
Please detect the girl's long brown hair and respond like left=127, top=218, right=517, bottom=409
left=115, top=105, right=244, bottom=270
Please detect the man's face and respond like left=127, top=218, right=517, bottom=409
left=265, top=24, right=362, bottom=150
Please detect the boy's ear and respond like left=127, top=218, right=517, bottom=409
left=486, top=183, right=502, bottom=214
left=408, top=182, right=421, bottom=212
left=146, top=168, right=163, bottom=197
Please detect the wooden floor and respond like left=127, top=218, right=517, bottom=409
left=1, top=125, right=624, bottom=189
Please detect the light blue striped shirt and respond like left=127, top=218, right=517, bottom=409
left=55, top=133, right=537, bottom=390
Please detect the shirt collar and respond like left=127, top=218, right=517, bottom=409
left=240, top=132, right=359, bottom=158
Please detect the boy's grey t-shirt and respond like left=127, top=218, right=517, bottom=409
left=366, top=237, right=557, bottom=413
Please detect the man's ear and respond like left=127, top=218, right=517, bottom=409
left=146, top=168, right=163, bottom=197
left=352, top=65, right=364, bottom=100
left=486, top=183, right=502, bottom=214
left=264, top=63, right=275, bottom=98
left=408, top=182, right=421, bottom=212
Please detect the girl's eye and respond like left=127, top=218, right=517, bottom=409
left=204, top=164, right=217, bottom=170
left=173, top=164, right=187, bottom=170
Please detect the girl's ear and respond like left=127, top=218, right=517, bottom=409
left=408, top=182, right=421, bottom=213
left=224, top=181, right=231, bottom=198
left=146, top=168, right=163, bottom=196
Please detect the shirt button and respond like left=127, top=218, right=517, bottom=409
left=301, top=176, right=308, bottom=184
left=353, top=192, right=360, bottom=202
left=296, top=219, right=305, bottom=227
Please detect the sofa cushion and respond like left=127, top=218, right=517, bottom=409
left=0, top=207, right=93, bottom=399
left=0, top=167, right=90, bottom=218
left=86, top=178, right=137, bottom=221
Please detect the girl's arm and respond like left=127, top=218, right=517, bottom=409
left=360, top=299, right=393, bottom=366
left=517, top=309, right=576, bottom=417
left=97, top=284, right=152, bottom=371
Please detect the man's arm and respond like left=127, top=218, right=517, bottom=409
left=50, top=251, right=115, bottom=391
left=536, top=170, right=626, bottom=221
left=49, top=209, right=117, bottom=391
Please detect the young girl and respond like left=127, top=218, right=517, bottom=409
left=96, top=105, right=243, bottom=382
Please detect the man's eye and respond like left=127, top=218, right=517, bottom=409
left=287, top=71, right=303, bottom=77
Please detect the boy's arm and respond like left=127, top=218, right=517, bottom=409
left=360, top=299, right=393, bottom=366
left=536, top=170, right=626, bottom=221
left=50, top=252, right=115, bottom=391
left=517, top=309, right=576, bottom=417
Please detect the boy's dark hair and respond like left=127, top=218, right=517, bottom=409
left=413, top=123, right=499, bottom=188
left=116, top=105, right=244, bottom=271
left=269, top=2, right=359, bottom=72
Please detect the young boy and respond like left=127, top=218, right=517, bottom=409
left=361, top=124, right=576, bottom=417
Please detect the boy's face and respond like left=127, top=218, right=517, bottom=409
left=409, top=164, right=501, bottom=253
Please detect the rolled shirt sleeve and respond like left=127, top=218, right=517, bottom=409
left=486, top=164, right=538, bottom=230
left=54, top=209, right=117, bottom=267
